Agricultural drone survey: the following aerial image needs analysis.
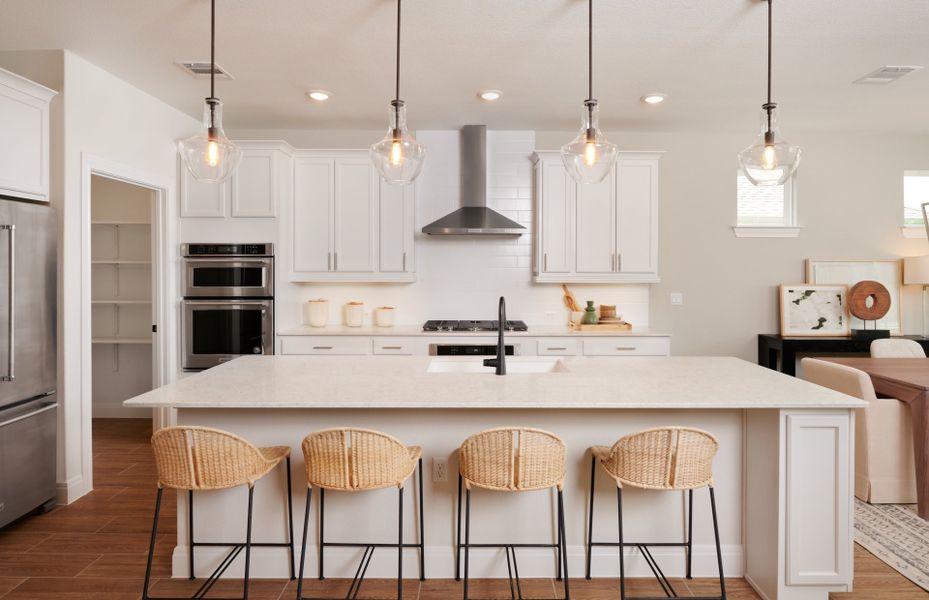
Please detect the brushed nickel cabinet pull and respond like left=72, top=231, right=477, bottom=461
left=547, top=347, right=567, bottom=351
left=615, top=346, right=637, bottom=351
left=327, top=252, right=332, bottom=271
left=334, top=252, right=338, bottom=271
left=543, top=253, right=548, bottom=272
left=1, top=224, right=14, bottom=382
left=382, top=346, right=403, bottom=350
left=402, top=252, right=407, bottom=272
left=617, top=253, right=622, bottom=272
left=312, top=346, right=333, bottom=350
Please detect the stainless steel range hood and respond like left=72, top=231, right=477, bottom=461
left=422, top=125, right=526, bottom=236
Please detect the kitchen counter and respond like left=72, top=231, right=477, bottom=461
left=129, top=355, right=860, bottom=600
left=277, top=324, right=671, bottom=337
left=126, top=355, right=860, bottom=410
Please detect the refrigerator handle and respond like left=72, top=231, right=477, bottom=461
left=1, top=224, right=13, bottom=382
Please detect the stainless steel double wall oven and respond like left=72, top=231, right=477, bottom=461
left=182, top=243, right=274, bottom=370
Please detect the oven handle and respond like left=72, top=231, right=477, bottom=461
left=183, top=300, right=273, bottom=310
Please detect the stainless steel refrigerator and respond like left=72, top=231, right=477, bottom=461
left=0, top=198, right=57, bottom=528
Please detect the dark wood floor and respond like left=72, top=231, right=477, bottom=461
left=0, top=419, right=924, bottom=599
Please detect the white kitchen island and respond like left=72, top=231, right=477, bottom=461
left=124, top=355, right=865, bottom=600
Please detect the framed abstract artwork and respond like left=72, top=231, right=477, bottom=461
left=779, top=284, right=849, bottom=337
left=805, top=259, right=902, bottom=334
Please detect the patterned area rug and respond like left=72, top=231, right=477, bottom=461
left=854, top=499, right=929, bottom=592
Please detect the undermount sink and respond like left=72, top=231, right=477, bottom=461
left=427, top=358, right=569, bottom=374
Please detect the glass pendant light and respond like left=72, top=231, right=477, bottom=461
left=738, top=0, right=800, bottom=187
left=370, top=0, right=425, bottom=185
left=178, top=0, right=241, bottom=183
left=561, top=0, right=617, bottom=185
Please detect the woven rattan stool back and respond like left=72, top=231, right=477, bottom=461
left=600, top=427, right=718, bottom=490
left=301, top=428, right=416, bottom=491
left=459, top=427, right=566, bottom=491
left=151, top=426, right=271, bottom=490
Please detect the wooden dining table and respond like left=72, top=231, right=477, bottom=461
left=822, top=357, right=929, bottom=520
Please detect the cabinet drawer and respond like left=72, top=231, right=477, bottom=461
left=373, top=339, right=419, bottom=355
left=582, top=337, right=670, bottom=356
left=536, top=340, right=580, bottom=356
left=280, top=337, right=371, bottom=355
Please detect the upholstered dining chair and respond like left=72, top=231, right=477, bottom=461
left=870, top=338, right=926, bottom=358
left=802, top=358, right=916, bottom=504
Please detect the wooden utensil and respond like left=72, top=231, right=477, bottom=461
left=561, top=284, right=580, bottom=312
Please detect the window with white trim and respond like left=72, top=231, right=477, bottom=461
left=903, top=171, right=929, bottom=227
left=736, top=172, right=796, bottom=227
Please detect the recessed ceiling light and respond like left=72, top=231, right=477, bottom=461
left=306, top=90, right=331, bottom=102
left=479, top=90, right=503, bottom=102
left=641, top=93, right=667, bottom=105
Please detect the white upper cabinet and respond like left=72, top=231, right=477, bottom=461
left=532, top=151, right=661, bottom=283
left=0, top=68, right=56, bottom=202
left=290, top=151, right=415, bottom=282
left=180, top=142, right=284, bottom=218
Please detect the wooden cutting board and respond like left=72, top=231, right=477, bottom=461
left=569, top=322, right=632, bottom=331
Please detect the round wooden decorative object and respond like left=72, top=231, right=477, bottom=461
left=848, top=280, right=891, bottom=321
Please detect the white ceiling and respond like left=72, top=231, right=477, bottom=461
left=1, top=0, right=927, bottom=134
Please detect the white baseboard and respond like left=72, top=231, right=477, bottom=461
left=56, top=474, right=91, bottom=505
left=171, top=544, right=743, bottom=580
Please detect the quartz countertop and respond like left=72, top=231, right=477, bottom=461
left=124, top=355, right=864, bottom=410
left=277, top=324, right=671, bottom=337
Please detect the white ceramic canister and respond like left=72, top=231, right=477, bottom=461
left=374, top=306, right=395, bottom=327
left=344, top=302, right=365, bottom=327
left=305, top=299, right=329, bottom=327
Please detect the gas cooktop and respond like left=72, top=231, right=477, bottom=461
left=422, top=320, right=528, bottom=332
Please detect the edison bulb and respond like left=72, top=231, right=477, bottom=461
left=207, top=140, right=220, bottom=167
left=390, top=140, right=403, bottom=166
left=762, top=144, right=776, bottom=170
left=584, top=142, right=598, bottom=167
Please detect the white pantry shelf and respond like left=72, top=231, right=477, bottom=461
left=91, top=221, right=150, bottom=226
left=91, top=300, right=152, bottom=305
left=91, top=260, right=152, bottom=265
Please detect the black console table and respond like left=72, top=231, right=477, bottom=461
left=758, top=334, right=929, bottom=376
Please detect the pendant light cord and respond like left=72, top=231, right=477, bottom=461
left=765, top=0, right=773, bottom=135
left=588, top=0, right=593, bottom=101
left=395, top=0, right=402, bottom=103
left=210, top=0, right=216, bottom=100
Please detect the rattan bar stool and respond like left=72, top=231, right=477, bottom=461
left=585, top=427, right=725, bottom=600
left=456, top=427, right=569, bottom=600
left=296, top=428, right=425, bottom=600
left=143, top=426, right=295, bottom=600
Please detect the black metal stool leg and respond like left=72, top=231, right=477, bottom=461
left=286, top=456, right=296, bottom=580
left=418, top=457, right=425, bottom=581
left=318, top=487, right=326, bottom=580
left=617, top=487, right=626, bottom=600
left=297, top=487, right=312, bottom=600
left=556, top=504, right=562, bottom=582
left=463, top=487, right=471, bottom=600
left=188, top=489, right=195, bottom=580
left=709, top=487, right=726, bottom=600
left=456, top=473, right=462, bottom=581
left=243, top=485, right=255, bottom=600
left=142, top=487, right=163, bottom=600
left=397, top=486, right=404, bottom=600
left=586, top=455, right=595, bottom=580
left=558, top=489, right=570, bottom=600
left=686, top=489, right=694, bottom=580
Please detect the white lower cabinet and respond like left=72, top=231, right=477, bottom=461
left=279, top=337, right=370, bottom=356
left=582, top=337, right=671, bottom=356
left=280, top=335, right=670, bottom=357
left=536, top=339, right=580, bottom=356
left=291, top=151, right=414, bottom=282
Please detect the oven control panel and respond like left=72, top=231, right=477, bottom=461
left=182, top=243, right=273, bottom=257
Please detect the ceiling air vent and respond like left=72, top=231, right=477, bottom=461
left=853, top=65, right=922, bottom=85
left=175, top=61, right=233, bottom=80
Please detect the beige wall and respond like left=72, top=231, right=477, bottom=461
left=539, top=129, right=929, bottom=359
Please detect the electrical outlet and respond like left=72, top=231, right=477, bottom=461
left=432, top=457, right=448, bottom=482
left=670, top=293, right=684, bottom=306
